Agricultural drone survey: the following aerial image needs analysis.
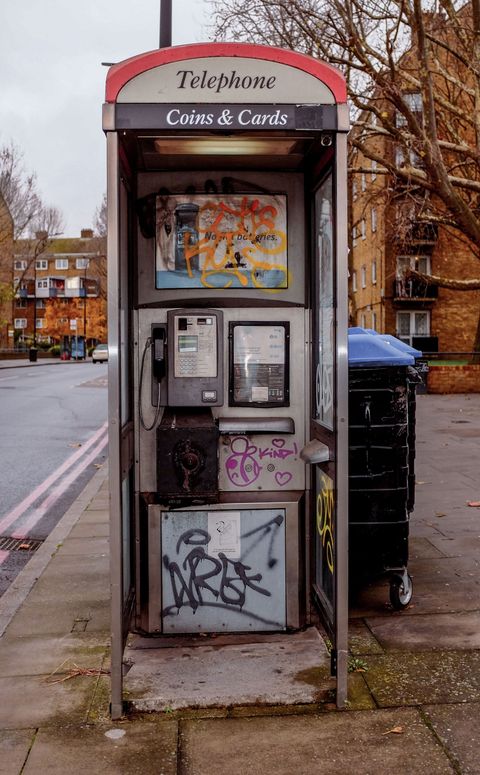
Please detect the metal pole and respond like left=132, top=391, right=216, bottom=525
left=159, top=0, right=172, bottom=48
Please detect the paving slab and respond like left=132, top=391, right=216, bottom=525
left=0, top=675, right=100, bottom=728
left=179, top=709, right=455, bottom=775
left=5, top=598, right=110, bottom=637
left=0, top=633, right=109, bottom=676
left=69, top=521, right=109, bottom=538
left=124, top=627, right=334, bottom=712
left=52, top=536, right=109, bottom=556
left=348, top=619, right=383, bottom=656
left=0, top=730, right=35, bottom=775
left=423, top=702, right=480, bottom=775
left=363, top=650, right=480, bottom=707
left=366, top=611, right=480, bottom=651
left=22, top=721, right=178, bottom=775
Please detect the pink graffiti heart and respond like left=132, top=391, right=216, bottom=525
left=272, top=438, right=285, bottom=448
left=275, top=471, right=293, bottom=486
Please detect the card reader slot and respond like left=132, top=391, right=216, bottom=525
left=218, top=417, right=295, bottom=435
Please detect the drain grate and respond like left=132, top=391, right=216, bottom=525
left=0, top=537, right=44, bottom=552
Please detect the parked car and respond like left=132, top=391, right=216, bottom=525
left=92, top=343, right=108, bottom=363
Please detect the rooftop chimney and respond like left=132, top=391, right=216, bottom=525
left=81, top=229, right=94, bottom=239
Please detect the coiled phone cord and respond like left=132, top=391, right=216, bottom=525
left=139, top=336, right=162, bottom=431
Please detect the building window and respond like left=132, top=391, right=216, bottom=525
left=36, top=259, right=48, bottom=270
left=66, top=277, right=81, bottom=289
left=361, top=265, right=367, bottom=288
left=361, top=173, right=366, bottom=191
left=395, top=145, right=421, bottom=168
left=371, top=160, right=377, bottom=181
left=361, top=219, right=366, bottom=240
left=371, top=208, right=377, bottom=233
left=352, top=226, right=357, bottom=247
left=14, top=260, right=27, bottom=270
left=36, top=319, right=44, bottom=329
left=76, top=257, right=89, bottom=269
left=396, top=311, right=430, bottom=346
left=397, top=255, right=431, bottom=277
left=371, top=260, right=377, bottom=284
left=36, top=299, right=46, bottom=308
left=352, top=180, right=357, bottom=201
left=55, top=258, right=69, bottom=269
left=396, top=92, right=422, bottom=127
left=14, top=318, right=27, bottom=329
left=16, top=299, right=27, bottom=308
left=352, top=270, right=357, bottom=292
left=361, top=313, right=367, bottom=328
left=371, top=311, right=377, bottom=331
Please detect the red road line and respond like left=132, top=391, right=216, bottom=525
left=10, top=434, right=108, bottom=540
left=0, top=422, right=108, bottom=535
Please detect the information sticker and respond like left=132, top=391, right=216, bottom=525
left=229, top=321, right=289, bottom=407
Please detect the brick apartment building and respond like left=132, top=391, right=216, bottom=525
left=350, top=148, right=480, bottom=353
left=349, top=10, right=480, bottom=355
left=13, top=229, right=107, bottom=350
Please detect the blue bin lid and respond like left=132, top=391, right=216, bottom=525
left=376, top=334, right=422, bottom=358
left=348, top=331, right=414, bottom=367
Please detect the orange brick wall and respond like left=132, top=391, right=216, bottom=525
left=430, top=232, right=480, bottom=352
left=427, top=364, right=480, bottom=393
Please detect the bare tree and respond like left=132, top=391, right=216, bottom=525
left=0, top=142, right=65, bottom=294
left=93, top=193, right=107, bottom=238
left=0, top=142, right=43, bottom=242
left=212, top=0, right=480, bottom=346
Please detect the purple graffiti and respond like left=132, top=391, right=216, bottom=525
left=275, top=471, right=293, bottom=487
left=258, top=438, right=298, bottom=460
left=225, top=437, right=262, bottom=487
left=225, top=436, right=298, bottom=487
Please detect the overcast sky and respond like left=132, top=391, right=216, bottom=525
left=0, top=0, right=212, bottom=236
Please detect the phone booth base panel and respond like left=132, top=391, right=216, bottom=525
left=144, top=496, right=303, bottom=634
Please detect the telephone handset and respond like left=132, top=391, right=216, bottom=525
left=151, top=325, right=166, bottom=381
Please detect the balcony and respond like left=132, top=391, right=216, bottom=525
left=392, top=221, right=438, bottom=251
left=36, top=276, right=64, bottom=298
left=393, top=277, right=438, bottom=302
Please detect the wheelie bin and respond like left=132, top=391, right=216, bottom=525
left=348, top=329, right=421, bottom=609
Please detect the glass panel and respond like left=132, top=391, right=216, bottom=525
left=414, top=312, right=429, bottom=335
left=416, top=256, right=429, bottom=274
left=396, top=256, right=410, bottom=276
left=314, top=174, right=334, bottom=430
left=397, top=312, right=411, bottom=335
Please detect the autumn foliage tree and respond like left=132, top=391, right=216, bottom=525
left=42, top=297, right=106, bottom=345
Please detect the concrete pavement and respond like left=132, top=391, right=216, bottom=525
left=0, top=393, right=479, bottom=774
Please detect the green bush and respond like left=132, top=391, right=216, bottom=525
left=49, top=345, right=61, bottom=357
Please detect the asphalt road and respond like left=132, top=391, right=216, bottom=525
left=0, top=361, right=108, bottom=595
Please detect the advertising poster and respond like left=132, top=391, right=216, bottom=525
left=155, top=193, right=288, bottom=289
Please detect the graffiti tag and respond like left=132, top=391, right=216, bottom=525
left=317, top=484, right=334, bottom=574
left=162, top=515, right=284, bottom=623
left=224, top=436, right=298, bottom=487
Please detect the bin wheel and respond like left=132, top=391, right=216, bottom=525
left=389, top=573, right=413, bottom=610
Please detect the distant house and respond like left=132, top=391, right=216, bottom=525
left=13, top=229, right=107, bottom=350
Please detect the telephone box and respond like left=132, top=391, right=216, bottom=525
left=104, top=43, right=349, bottom=718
